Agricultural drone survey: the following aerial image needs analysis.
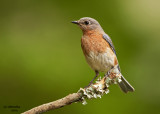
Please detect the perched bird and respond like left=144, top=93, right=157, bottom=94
left=72, top=17, right=134, bottom=93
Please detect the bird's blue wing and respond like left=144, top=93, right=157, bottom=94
left=103, top=34, right=121, bottom=71
left=103, top=34, right=116, bottom=55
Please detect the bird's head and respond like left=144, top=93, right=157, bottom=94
left=72, top=17, right=103, bottom=33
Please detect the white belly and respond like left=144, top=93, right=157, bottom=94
left=85, top=48, right=115, bottom=72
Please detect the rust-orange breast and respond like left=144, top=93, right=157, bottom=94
left=81, top=31, right=110, bottom=56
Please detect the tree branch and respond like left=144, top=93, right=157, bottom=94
left=22, top=71, right=121, bottom=114
left=22, top=93, right=83, bottom=114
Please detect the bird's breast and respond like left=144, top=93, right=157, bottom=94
left=81, top=34, right=117, bottom=72
left=81, top=34, right=110, bottom=56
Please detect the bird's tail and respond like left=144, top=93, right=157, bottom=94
left=118, top=75, right=135, bottom=93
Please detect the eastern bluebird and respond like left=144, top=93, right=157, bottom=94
left=72, top=17, right=134, bottom=93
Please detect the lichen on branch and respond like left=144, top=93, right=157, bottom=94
left=78, top=73, right=121, bottom=105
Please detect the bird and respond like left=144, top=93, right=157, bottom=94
left=72, top=17, right=134, bottom=93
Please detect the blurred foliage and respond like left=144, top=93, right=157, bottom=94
left=0, top=0, right=160, bottom=114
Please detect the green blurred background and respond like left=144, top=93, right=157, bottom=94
left=0, top=0, right=160, bottom=114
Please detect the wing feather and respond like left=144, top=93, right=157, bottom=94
left=103, top=34, right=116, bottom=55
left=103, top=34, right=121, bottom=71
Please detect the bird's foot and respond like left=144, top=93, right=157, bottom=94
left=84, top=81, right=93, bottom=89
left=85, top=71, right=99, bottom=89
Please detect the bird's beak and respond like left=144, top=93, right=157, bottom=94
left=71, top=21, right=79, bottom=25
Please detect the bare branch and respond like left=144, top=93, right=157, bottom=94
left=22, top=93, right=83, bottom=114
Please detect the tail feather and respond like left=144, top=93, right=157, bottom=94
left=118, top=75, right=135, bottom=93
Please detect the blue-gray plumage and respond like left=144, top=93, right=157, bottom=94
left=103, top=34, right=116, bottom=55
left=103, top=34, right=121, bottom=72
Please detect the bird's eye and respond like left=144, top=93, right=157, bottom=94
left=84, top=21, right=89, bottom=25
